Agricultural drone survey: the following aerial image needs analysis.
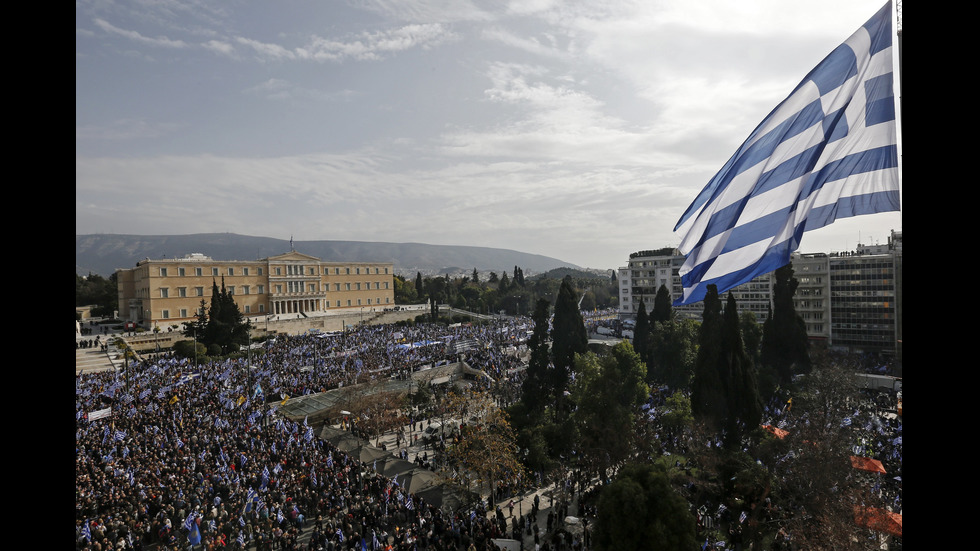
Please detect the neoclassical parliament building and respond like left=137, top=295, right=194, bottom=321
left=116, top=251, right=395, bottom=329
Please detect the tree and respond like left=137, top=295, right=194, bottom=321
left=550, top=276, right=588, bottom=419
left=761, top=264, right=811, bottom=387
left=415, top=272, right=425, bottom=298
left=593, top=463, right=697, bottom=551
left=647, top=319, right=698, bottom=390
left=571, top=342, right=648, bottom=475
left=471, top=268, right=479, bottom=284
left=651, top=284, right=673, bottom=324
left=719, top=292, right=763, bottom=447
left=393, top=274, right=418, bottom=304
left=521, top=298, right=553, bottom=417
left=183, top=279, right=250, bottom=354
left=691, top=287, right=762, bottom=448
left=691, top=285, right=725, bottom=424
left=449, top=398, right=525, bottom=497
left=498, top=272, right=510, bottom=292
left=761, top=356, right=891, bottom=550
left=632, top=300, right=652, bottom=370
left=75, top=272, right=119, bottom=317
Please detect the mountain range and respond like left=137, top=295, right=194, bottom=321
left=75, top=233, right=583, bottom=278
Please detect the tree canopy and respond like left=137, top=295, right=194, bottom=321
left=761, top=264, right=811, bottom=387
left=593, top=463, right=697, bottom=551
left=182, top=278, right=251, bottom=355
left=572, top=341, right=649, bottom=474
left=691, top=286, right=762, bottom=448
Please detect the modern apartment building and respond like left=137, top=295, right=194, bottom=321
left=618, top=230, right=902, bottom=355
left=116, top=250, right=395, bottom=329
left=618, top=248, right=772, bottom=323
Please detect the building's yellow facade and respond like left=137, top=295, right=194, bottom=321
left=116, top=251, right=395, bottom=329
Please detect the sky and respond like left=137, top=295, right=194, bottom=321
left=76, top=0, right=902, bottom=270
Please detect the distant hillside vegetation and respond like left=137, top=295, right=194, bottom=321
left=536, top=267, right=614, bottom=280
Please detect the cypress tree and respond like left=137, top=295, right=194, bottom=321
left=761, top=264, right=811, bottom=386
left=551, top=276, right=588, bottom=419
left=521, top=298, right=553, bottom=416
left=720, top=292, right=762, bottom=448
left=652, top=284, right=673, bottom=324
left=632, top=300, right=652, bottom=374
left=691, top=285, right=725, bottom=424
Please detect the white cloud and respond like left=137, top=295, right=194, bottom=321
left=93, top=18, right=189, bottom=49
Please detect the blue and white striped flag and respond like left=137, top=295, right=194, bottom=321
left=673, top=2, right=899, bottom=305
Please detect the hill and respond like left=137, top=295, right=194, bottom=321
left=75, top=233, right=581, bottom=278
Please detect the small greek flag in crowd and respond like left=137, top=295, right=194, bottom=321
left=673, top=2, right=899, bottom=305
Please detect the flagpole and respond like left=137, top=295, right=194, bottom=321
left=893, top=0, right=903, bottom=227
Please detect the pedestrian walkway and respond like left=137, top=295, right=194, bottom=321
left=75, top=345, right=120, bottom=374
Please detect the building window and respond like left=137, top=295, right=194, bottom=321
left=162, top=310, right=170, bottom=319
left=212, top=268, right=219, bottom=276
left=161, top=288, right=169, bottom=298
left=309, top=284, right=316, bottom=293
left=228, top=268, right=234, bottom=276
left=196, top=287, right=204, bottom=297
left=275, top=267, right=282, bottom=275
left=259, top=305, right=265, bottom=313
left=257, top=285, right=264, bottom=294
left=160, top=268, right=168, bottom=277
left=258, top=268, right=263, bottom=275
left=178, top=267, right=185, bottom=276
left=356, top=283, right=361, bottom=290
left=227, top=286, right=235, bottom=295
left=178, top=287, right=187, bottom=297
left=345, top=283, right=351, bottom=291
left=347, top=300, right=352, bottom=306
left=196, top=267, right=203, bottom=276
left=276, top=285, right=283, bottom=293
left=367, top=298, right=372, bottom=305
left=243, top=286, right=250, bottom=295
left=346, top=268, right=350, bottom=274
left=243, top=268, right=250, bottom=276
left=179, top=309, right=187, bottom=318
left=245, top=305, right=251, bottom=313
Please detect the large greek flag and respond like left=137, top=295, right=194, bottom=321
left=673, top=2, right=899, bottom=305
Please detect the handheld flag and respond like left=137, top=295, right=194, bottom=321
left=673, top=2, right=899, bottom=305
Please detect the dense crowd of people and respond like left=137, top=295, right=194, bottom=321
left=77, top=319, right=537, bottom=550
left=77, top=315, right=902, bottom=550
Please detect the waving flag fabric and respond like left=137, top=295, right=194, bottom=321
left=673, top=1, right=899, bottom=305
